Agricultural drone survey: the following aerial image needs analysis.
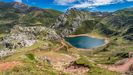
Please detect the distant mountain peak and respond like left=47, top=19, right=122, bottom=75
left=11, top=2, right=27, bottom=7
left=11, top=2, right=29, bottom=12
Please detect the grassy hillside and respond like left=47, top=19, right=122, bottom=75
left=0, top=2, right=62, bottom=34
left=0, top=2, right=133, bottom=75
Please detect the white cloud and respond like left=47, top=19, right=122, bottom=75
left=71, top=0, right=124, bottom=8
left=14, top=0, right=22, bottom=3
left=54, top=0, right=131, bottom=8
left=126, top=0, right=133, bottom=1
left=54, top=0, right=76, bottom=5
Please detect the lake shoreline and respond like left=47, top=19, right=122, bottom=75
left=64, top=34, right=109, bottom=50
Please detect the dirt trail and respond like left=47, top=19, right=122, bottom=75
left=98, top=58, right=133, bottom=73
left=0, top=61, right=21, bottom=71
left=54, top=40, right=68, bottom=51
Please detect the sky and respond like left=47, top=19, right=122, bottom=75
left=0, top=0, right=133, bottom=12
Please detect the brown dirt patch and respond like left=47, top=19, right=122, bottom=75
left=0, top=61, right=21, bottom=71
left=64, top=63, right=89, bottom=75
left=98, top=58, right=133, bottom=73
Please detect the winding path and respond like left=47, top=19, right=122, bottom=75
left=98, top=58, right=133, bottom=73
left=54, top=40, right=68, bottom=51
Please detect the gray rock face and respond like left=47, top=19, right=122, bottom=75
left=1, top=33, right=36, bottom=49
left=1, top=25, right=61, bottom=50
left=11, top=25, right=61, bottom=40
left=52, top=8, right=95, bottom=37
left=0, top=25, right=61, bottom=57
left=0, top=48, right=15, bottom=58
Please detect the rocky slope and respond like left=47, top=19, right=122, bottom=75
left=0, top=25, right=61, bottom=57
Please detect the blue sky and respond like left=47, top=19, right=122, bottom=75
left=0, top=0, right=133, bottom=12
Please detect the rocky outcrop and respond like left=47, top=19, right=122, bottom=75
left=0, top=48, right=15, bottom=58
left=0, top=25, right=61, bottom=57
left=52, top=9, right=87, bottom=36
left=1, top=33, right=36, bottom=49
left=52, top=9, right=112, bottom=37
left=0, top=25, right=61, bottom=49
left=11, top=25, right=61, bottom=40
left=0, top=33, right=36, bottom=58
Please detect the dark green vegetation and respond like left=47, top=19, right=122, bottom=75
left=0, top=2, right=132, bottom=75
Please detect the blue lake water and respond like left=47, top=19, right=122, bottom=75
left=65, top=36, right=105, bottom=49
